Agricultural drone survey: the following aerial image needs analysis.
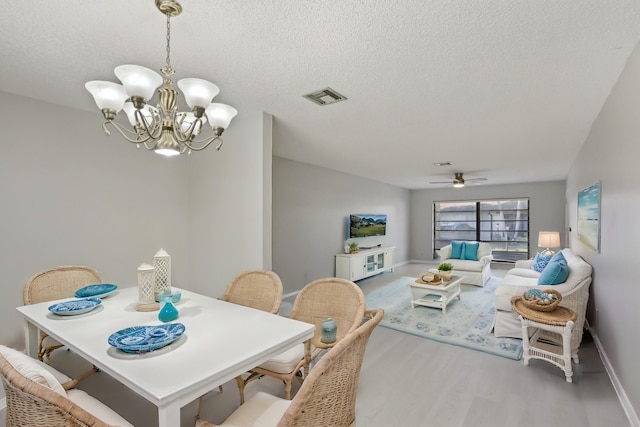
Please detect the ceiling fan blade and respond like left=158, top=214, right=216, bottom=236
left=429, top=181, right=453, bottom=184
left=469, top=177, right=488, bottom=182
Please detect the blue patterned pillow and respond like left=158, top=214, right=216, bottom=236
left=531, top=253, right=551, bottom=272
left=450, top=241, right=464, bottom=259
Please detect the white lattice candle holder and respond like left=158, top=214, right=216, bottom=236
left=136, top=263, right=158, bottom=311
left=154, top=248, right=171, bottom=300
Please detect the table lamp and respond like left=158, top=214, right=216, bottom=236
left=538, top=231, right=560, bottom=257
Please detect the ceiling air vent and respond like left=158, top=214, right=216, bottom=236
left=303, top=87, right=348, bottom=106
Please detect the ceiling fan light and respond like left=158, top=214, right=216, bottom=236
left=114, top=65, right=163, bottom=101
left=453, top=182, right=465, bottom=188
left=85, top=81, right=128, bottom=112
left=177, top=78, right=220, bottom=109
left=205, top=103, right=238, bottom=130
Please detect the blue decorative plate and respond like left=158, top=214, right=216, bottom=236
left=108, top=323, right=185, bottom=353
left=75, top=284, right=118, bottom=298
left=48, top=298, right=102, bottom=316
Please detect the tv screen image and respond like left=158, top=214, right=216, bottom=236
left=349, top=214, right=387, bottom=238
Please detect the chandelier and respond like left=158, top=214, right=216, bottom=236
left=85, top=0, right=237, bottom=156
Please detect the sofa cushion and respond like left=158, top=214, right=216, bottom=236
left=0, top=346, right=66, bottom=396
left=476, top=243, right=492, bottom=259
left=447, top=259, right=484, bottom=272
left=538, top=252, right=569, bottom=285
left=461, top=242, right=479, bottom=261
left=560, top=248, right=593, bottom=288
left=531, top=253, right=551, bottom=272
left=451, top=241, right=464, bottom=259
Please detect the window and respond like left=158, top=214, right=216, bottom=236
left=433, top=199, right=529, bottom=262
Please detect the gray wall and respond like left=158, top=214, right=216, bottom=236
left=410, top=181, right=566, bottom=261
left=272, top=157, right=411, bottom=294
left=187, top=111, right=273, bottom=297
left=566, top=38, right=640, bottom=421
left=0, top=90, right=270, bottom=349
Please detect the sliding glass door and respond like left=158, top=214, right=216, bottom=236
left=433, top=199, right=529, bottom=262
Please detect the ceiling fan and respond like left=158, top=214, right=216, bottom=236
left=429, top=172, right=487, bottom=188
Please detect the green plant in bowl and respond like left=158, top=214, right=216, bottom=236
left=437, top=262, right=454, bottom=271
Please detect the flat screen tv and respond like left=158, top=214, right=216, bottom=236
left=349, top=214, right=387, bottom=238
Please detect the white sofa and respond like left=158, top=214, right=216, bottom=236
left=438, top=242, right=493, bottom=287
left=493, top=248, right=592, bottom=357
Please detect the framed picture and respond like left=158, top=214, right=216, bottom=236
left=577, top=181, right=600, bottom=252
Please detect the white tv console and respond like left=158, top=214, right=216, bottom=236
left=335, top=246, right=395, bottom=281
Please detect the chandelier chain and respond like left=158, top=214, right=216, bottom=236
left=162, top=14, right=175, bottom=77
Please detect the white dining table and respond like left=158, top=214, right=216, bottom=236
left=16, top=287, right=315, bottom=427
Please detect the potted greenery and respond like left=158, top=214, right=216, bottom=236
left=348, top=242, right=359, bottom=254
left=437, top=262, right=454, bottom=278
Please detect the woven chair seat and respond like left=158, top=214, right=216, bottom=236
left=196, top=309, right=383, bottom=427
left=235, top=277, right=366, bottom=404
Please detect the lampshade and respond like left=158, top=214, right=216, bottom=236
left=538, top=231, right=560, bottom=248
left=123, top=102, right=158, bottom=127
left=205, top=103, right=238, bottom=129
left=177, top=112, right=207, bottom=134
left=85, top=81, right=128, bottom=112
left=114, top=65, right=163, bottom=101
left=177, top=78, right=220, bottom=109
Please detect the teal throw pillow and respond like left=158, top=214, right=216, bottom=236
left=538, top=252, right=569, bottom=285
left=461, top=241, right=479, bottom=261
left=531, top=253, right=551, bottom=272
left=450, top=241, right=463, bottom=259
left=548, top=251, right=565, bottom=264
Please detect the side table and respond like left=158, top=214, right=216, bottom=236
left=511, top=296, right=577, bottom=383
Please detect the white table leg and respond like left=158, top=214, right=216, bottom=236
left=158, top=405, right=180, bottom=427
left=23, top=320, right=39, bottom=358
left=563, top=321, right=574, bottom=383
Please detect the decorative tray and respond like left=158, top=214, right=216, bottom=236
left=75, top=284, right=118, bottom=299
left=48, top=298, right=102, bottom=316
left=108, top=323, right=185, bottom=353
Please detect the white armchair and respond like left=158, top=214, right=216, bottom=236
left=438, top=241, right=493, bottom=287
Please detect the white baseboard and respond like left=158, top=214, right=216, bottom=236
left=592, top=332, right=639, bottom=427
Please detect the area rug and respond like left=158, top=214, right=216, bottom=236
left=365, top=276, right=523, bottom=360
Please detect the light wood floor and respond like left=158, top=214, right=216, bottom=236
left=44, top=263, right=629, bottom=427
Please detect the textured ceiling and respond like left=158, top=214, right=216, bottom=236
left=2, top=1, right=640, bottom=189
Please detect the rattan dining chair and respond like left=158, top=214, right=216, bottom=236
left=0, top=347, right=133, bottom=427
left=23, top=265, right=103, bottom=362
left=220, top=270, right=284, bottom=314
left=198, top=270, right=284, bottom=414
left=196, top=308, right=383, bottom=427
left=235, top=277, right=366, bottom=404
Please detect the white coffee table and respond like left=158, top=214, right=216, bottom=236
left=409, top=275, right=463, bottom=313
